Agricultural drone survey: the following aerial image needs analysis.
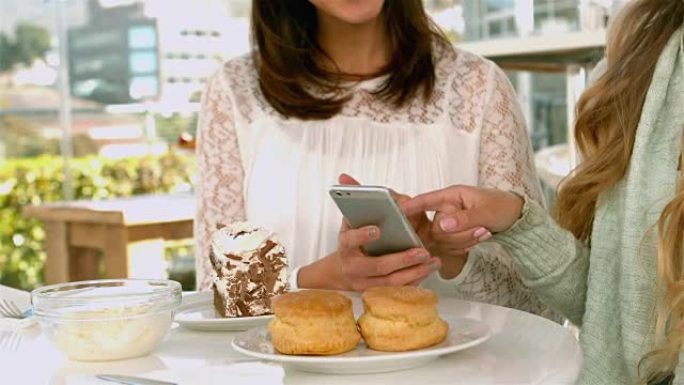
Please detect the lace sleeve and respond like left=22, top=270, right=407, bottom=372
left=478, top=66, right=545, bottom=203
left=425, top=64, right=558, bottom=320
left=194, top=70, right=247, bottom=291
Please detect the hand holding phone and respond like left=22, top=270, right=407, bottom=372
left=296, top=180, right=441, bottom=292
left=319, top=183, right=440, bottom=291
left=329, top=185, right=425, bottom=256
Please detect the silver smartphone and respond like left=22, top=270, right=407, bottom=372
left=329, top=185, right=424, bottom=256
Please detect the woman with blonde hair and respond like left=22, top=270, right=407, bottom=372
left=403, top=1, right=684, bottom=384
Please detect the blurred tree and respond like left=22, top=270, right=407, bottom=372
left=72, top=134, right=99, bottom=157
left=0, top=35, right=15, bottom=72
left=13, top=23, right=51, bottom=67
left=1, top=116, right=60, bottom=158
left=1, top=116, right=100, bottom=159
left=155, top=113, right=198, bottom=144
left=0, top=23, right=51, bottom=73
left=189, top=90, right=202, bottom=103
left=226, top=0, right=250, bottom=17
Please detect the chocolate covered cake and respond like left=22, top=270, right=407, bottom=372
left=209, top=222, right=288, bottom=317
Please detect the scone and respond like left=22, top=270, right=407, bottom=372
left=269, top=290, right=361, bottom=355
left=209, top=222, right=288, bottom=317
left=358, top=286, right=448, bottom=351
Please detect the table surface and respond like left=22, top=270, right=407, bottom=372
left=0, top=294, right=582, bottom=385
left=22, top=193, right=195, bottom=226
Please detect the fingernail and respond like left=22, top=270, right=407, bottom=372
left=416, top=253, right=429, bottom=263
left=473, top=227, right=488, bottom=238
left=478, top=232, right=492, bottom=242
left=428, top=260, right=441, bottom=273
left=439, top=217, right=458, bottom=232
left=368, top=227, right=378, bottom=239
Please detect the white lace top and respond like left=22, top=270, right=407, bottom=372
left=195, top=44, right=556, bottom=318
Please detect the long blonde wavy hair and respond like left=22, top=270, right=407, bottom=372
left=554, top=0, right=684, bottom=382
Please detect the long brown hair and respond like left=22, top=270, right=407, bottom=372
left=554, top=0, right=684, bottom=381
left=250, top=0, right=450, bottom=120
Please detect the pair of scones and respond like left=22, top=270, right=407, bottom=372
left=268, top=286, right=448, bottom=355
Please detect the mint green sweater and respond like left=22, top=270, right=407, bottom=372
left=496, top=28, right=684, bottom=385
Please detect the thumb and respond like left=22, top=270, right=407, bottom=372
left=338, top=173, right=361, bottom=185
left=388, top=188, right=410, bottom=203
left=438, top=207, right=488, bottom=233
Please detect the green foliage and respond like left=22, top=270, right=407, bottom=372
left=0, top=152, right=196, bottom=290
left=0, top=23, right=51, bottom=73
left=1, top=115, right=60, bottom=158
left=155, top=113, right=197, bottom=144
left=0, top=35, right=14, bottom=72
left=226, top=0, right=251, bottom=18
left=12, top=23, right=51, bottom=68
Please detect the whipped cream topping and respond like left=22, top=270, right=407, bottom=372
left=211, top=224, right=273, bottom=258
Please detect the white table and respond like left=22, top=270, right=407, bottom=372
left=0, top=297, right=581, bottom=385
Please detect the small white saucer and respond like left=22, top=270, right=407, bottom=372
left=175, top=292, right=273, bottom=332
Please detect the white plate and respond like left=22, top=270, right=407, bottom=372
left=175, top=292, right=274, bottom=332
left=231, top=317, right=491, bottom=374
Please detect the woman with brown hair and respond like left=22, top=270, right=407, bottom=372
left=194, top=0, right=553, bottom=317
left=403, top=0, right=684, bottom=383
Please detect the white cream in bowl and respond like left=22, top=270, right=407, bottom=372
left=32, top=279, right=181, bottom=361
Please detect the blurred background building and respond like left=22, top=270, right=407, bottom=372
left=67, top=0, right=247, bottom=106
left=68, top=0, right=160, bottom=105
left=0, top=0, right=629, bottom=291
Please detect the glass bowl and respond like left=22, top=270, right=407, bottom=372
left=31, top=279, right=182, bottom=362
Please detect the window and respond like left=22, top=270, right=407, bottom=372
left=128, top=25, right=157, bottom=49
left=486, top=0, right=514, bottom=13
left=129, top=75, right=158, bottom=99
left=129, top=51, right=158, bottom=74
